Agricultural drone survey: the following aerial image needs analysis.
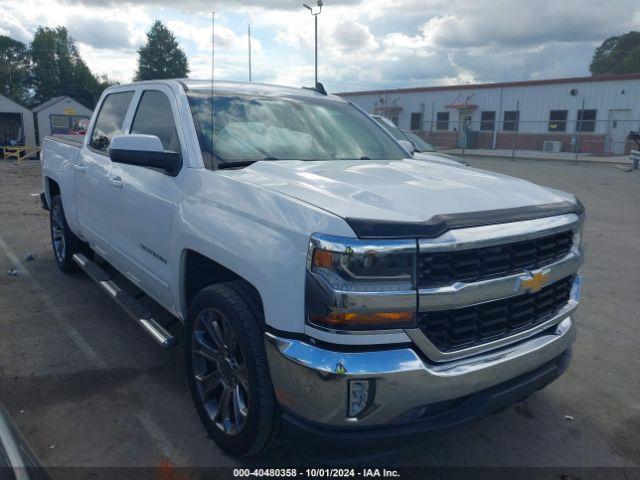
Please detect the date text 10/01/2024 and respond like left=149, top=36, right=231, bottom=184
left=232, top=469, right=401, bottom=477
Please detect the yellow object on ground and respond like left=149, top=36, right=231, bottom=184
left=1, top=146, right=40, bottom=163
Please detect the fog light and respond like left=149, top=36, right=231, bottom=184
left=348, top=380, right=372, bottom=417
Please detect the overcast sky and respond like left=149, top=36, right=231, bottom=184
left=1, top=0, right=639, bottom=92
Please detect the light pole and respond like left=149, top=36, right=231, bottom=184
left=248, top=24, right=252, bottom=82
left=303, top=0, right=323, bottom=86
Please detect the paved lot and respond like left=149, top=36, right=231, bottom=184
left=0, top=158, right=638, bottom=471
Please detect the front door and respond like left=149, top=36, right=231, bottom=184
left=458, top=112, right=471, bottom=147
left=607, top=109, right=631, bottom=154
left=108, top=87, right=183, bottom=308
left=75, top=90, right=135, bottom=255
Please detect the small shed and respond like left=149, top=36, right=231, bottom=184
left=32, top=96, right=93, bottom=146
left=0, top=94, right=36, bottom=148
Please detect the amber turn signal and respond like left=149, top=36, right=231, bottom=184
left=312, top=249, right=336, bottom=269
left=310, top=311, right=415, bottom=330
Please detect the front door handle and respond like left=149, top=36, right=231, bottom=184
left=109, top=176, right=123, bottom=189
left=73, top=164, right=86, bottom=172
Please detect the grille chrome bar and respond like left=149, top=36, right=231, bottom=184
left=418, top=213, right=580, bottom=253
left=418, top=276, right=574, bottom=352
left=418, top=247, right=582, bottom=311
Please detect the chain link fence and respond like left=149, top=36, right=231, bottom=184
left=412, top=118, right=640, bottom=161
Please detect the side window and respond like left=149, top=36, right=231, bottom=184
left=410, top=112, right=423, bottom=130
left=436, top=112, right=449, bottom=131
left=503, top=111, right=520, bottom=132
left=480, top=111, right=496, bottom=131
left=576, top=109, right=597, bottom=133
left=90, top=91, right=134, bottom=152
left=549, top=110, right=568, bottom=132
left=131, top=90, right=181, bottom=154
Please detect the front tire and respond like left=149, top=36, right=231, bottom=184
left=49, top=194, right=80, bottom=272
left=185, top=281, right=280, bottom=456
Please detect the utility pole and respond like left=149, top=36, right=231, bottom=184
left=248, top=24, right=252, bottom=82
left=302, top=1, right=323, bottom=86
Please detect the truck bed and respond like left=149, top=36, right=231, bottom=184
left=41, top=135, right=84, bottom=227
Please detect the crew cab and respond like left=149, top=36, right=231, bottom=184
left=40, top=80, right=584, bottom=457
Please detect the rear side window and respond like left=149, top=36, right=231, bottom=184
left=131, top=90, right=181, bottom=154
left=90, top=91, right=134, bottom=152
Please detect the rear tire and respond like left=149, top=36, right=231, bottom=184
left=185, top=281, right=280, bottom=456
left=49, top=194, right=80, bottom=272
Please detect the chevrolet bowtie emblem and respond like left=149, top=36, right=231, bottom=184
left=518, top=270, right=550, bottom=293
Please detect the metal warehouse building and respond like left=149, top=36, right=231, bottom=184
left=0, top=94, right=36, bottom=148
left=32, top=96, right=92, bottom=147
left=340, top=73, right=640, bottom=155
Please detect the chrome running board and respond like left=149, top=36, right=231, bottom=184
left=72, top=253, right=176, bottom=348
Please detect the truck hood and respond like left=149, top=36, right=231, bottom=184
left=413, top=151, right=468, bottom=166
left=235, top=159, right=575, bottom=225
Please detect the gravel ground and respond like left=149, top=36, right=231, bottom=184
left=0, top=157, right=638, bottom=473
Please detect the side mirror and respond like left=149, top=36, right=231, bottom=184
left=109, top=134, right=180, bottom=174
left=398, top=139, right=416, bottom=155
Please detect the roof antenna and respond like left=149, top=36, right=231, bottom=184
left=303, top=82, right=327, bottom=95
left=211, top=11, right=215, bottom=156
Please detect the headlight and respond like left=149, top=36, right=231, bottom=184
left=306, top=234, right=417, bottom=331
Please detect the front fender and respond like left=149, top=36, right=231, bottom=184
left=171, top=169, right=354, bottom=334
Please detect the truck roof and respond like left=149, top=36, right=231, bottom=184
left=108, top=79, right=344, bottom=102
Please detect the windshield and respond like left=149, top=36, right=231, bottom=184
left=187, top=92, right=406, bottom=165
left=372, top=116, right=405, bottom=142
left=402, top=129, right=435, bottom=152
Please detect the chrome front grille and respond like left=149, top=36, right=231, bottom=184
left=418, top=276, right=574, bottom=352
left=408, top=213, right=583, bottom=361
left=417, top=229, right=574, bottom=288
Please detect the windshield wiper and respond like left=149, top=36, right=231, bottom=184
left=217, top=157, right=282, bottom=170
left=217, top=160, right=257, bottom=169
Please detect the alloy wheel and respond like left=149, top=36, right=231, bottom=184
left=191, top=308, right=250, bottom=435
left=51, top=204, right=66, bottom=263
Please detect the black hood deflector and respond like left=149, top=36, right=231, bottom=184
left=345, top=200, right=584, bottom=239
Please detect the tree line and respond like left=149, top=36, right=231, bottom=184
left=0, top=20, right=189, bottom=109
left=0, top=27, right=113, bottom=109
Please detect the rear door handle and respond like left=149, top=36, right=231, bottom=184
left=73, top=164, right=86, bottom=172
left=109, top=176, right=123, bottom=189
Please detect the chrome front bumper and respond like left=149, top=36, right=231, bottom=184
left=265, top=316, right=575, bottom=428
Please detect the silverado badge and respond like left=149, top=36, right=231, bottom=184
left=517, top=270, right=551, bottom=294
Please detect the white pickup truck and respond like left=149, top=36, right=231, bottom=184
left=40, top=79, right=584, bottom=458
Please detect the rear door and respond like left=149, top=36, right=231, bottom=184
left=108, top=86, right=185, bottom=308
left=75, top=90, right=134, bottom=255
